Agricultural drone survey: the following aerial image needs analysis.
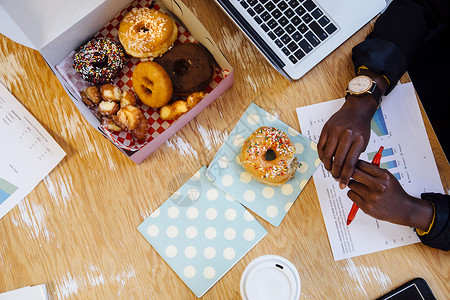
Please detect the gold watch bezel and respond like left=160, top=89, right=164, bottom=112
left=346, top=75, right=375, bottom=96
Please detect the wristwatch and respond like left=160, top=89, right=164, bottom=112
left=345, top=75, right=383, bottom=106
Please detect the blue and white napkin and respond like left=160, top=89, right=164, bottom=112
left=137, top=166, right=267, bottom=297
left=206, top=103, right=319, bottom=227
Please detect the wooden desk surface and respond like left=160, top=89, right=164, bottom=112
left=1, top=1, right=449, bottom=299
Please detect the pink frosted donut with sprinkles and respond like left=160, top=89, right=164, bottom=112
left=240, top=126, right=299, bottom=186
left=73, top=37, right=126, bottom=85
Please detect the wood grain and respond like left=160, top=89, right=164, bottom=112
left=0, top=1, right=449, bottom=299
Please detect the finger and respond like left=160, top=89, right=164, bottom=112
left=347, top=189, right=364, bottom=207
left=355, top=160, right=382, bottom=177
left=351, top=166, right=378, bottom=187
left=317, top=130, right=328, bottom=161
left=331, top=130, right=353, bottom=180
left=339, top=137, right=366, bottom=188
left=347, top=178, right=369, bottom=196
left=320, top=132, right=338, bottom=172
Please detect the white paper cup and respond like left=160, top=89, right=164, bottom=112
left=240, top=255, right=301, bottom=300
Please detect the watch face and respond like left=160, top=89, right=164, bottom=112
left=349, top=76, right=372, bottom=94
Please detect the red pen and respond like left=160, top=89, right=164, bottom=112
left=346, top=146, right=384, bottom=225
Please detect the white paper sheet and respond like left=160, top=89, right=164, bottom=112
left=0, top=83, right=66, bottom=220
left=0, top=284, right=48, bottom=300
left=296, top=83, right=444, bottom=260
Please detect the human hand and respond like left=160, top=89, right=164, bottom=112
left=347, top=160, right=433, bottom=231
left=318, top=96, right=377, bottom=188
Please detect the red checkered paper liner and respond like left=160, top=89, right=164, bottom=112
left=56, top=0, right=229, bottom=151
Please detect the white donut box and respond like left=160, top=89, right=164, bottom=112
left=0, top=0, right=234, bottom=164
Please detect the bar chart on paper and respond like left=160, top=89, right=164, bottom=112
left=367, top=147, right=402, bottom=181
left=366, top=106, right=411, bottom=184
left=371, top=107, right=389, bottom=137
left=0, top=82, right=66, bottom=220
left=296, top=83, right=444, bottom=260
left=0, top=178, right=18, bottom=205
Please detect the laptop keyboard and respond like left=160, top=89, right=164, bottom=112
left=238, top=0, right=338, bottom=64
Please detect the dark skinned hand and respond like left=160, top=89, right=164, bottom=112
left=347, top=160, right=434, bottom=231
left=318, top=95, right=377, bottom=188
left=318, top=69, right=389, bottom=189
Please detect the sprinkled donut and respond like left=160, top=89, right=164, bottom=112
left=118, top=7, right=178, bottom=58
left=154, top=43, right=215, bottom=96
left=240, top=127, right=299, bottom=186
left=73, top=37, right=126, bottom=85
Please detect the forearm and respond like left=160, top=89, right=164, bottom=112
left=402, top=196, right=434, bottom=232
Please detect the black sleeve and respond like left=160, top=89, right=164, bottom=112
left=352, top=0, right=449, bottom=94
left=417, top=193, right=450, bottom=251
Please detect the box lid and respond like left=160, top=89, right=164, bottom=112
left=0, top=0, right=109, bottom=50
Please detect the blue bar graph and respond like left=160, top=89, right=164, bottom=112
left=380, top=160, right=398, bottom=169
left=0, top=178, right=18, bottom=205
left=366, top=149, right=403, bottom=181
left=368, top=147, right=394, bottom=161
left=382, top=147, right=394, bottom=156
left=371, top=107, right=388, bottom=137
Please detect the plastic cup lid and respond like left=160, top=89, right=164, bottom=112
left=240, top=255, right=301, bottom=300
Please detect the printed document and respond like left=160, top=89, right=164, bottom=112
left=0, top=83, right=66, bottom=220
left=296, top=83, right=444, bottom=260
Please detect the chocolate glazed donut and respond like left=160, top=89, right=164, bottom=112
left=154, top=43, right=215, bottom=96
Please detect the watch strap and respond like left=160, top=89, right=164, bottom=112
left=369, top=81, right=383, bottom=106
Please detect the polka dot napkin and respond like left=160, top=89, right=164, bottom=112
left=137, top=166, right=267, bottom=298
left=206, top=103, right=320, bottom=227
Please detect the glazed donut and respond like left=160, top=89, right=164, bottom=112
left=159, top=91, right=206, bottom=120
left=154, top=43, right=215, bottom=96
left=113, top=105, right=143, bottom=131
left=113, top=105, right=149, bottom=140
left=101, top=117, right=122, bottom=132
left=81, top=86, right=102, bottom=107
left=130, top=116, right=149, bottom=140
left=120, top=91, right=136, bottom=108
left=98, top=101, right=120, bottom=116
left=240, top=127, right=299, bottom=186
left=118, top=7, right=178, bottom=58
left=186, top=91, right=206, bottom=108
left=74, top=37, right=126, bottom=84
left=159, top=100, right=189, bottom=120
left=100, top=83, right=122, bottom=102
left=132, top=61, right=173, bottom=108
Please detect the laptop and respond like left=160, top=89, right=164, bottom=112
left=214, top=0, right=386, bottom=80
